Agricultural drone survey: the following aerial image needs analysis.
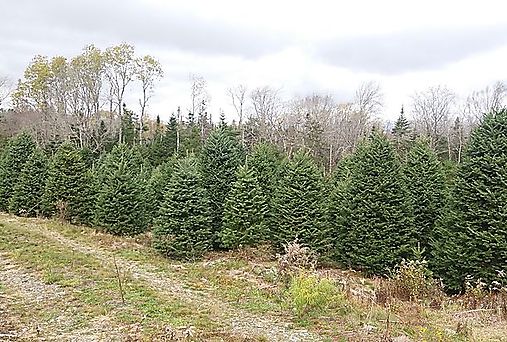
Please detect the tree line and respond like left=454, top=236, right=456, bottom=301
left=0, top=108, right=506, bottom=294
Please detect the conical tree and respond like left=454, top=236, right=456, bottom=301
left=248, top=143, right=283, bottom=203
left=146, top=159, right=176, bottom=225
left=220, top=165, right=269, bottom=248
left=94, top=144, right=147, bottom=235
left=326, top=154, right=355, bottom=263
left=404, top=139, right=448, bottom=254
left=271, top=151, right=329, bottom=254
left=0, top=132, right=36, bottom=210
left=8, top=148, right=48, bottom=216
left=432, top=110, right=507, bottom=292
left=41, top=142, right=93, bottom=223
left=334, top=131, right=414, bottom=274
left=153, top=157, right=212, bottom=259
left=200, top=127, right=244, bottom=246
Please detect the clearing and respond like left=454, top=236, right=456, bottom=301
left=0, top=213, right=505, bottom=341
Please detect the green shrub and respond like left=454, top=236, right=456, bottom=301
left=286, top=272, right=344, bottom=319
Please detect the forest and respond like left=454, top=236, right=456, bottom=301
left=1, top=43, right=506, bottom=296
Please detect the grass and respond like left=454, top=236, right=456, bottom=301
left=1, top=213, right=507, bottom=341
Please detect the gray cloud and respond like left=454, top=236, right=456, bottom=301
left=317, top=26, right=507, bottom=74
left=1, top=0, right=290, bottom=63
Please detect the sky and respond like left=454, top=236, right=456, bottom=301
left=1, top=0, right=507, bottom=122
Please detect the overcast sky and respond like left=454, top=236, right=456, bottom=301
left=2, top=0, right=507, bottom=122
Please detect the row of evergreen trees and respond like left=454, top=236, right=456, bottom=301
left=1, top=110, right=506, bottom=293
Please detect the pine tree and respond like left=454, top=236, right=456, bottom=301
left=200, top=127, right=244, bottom=246
left=432, top=110, right=507, bottom=292
left=8, top=148, right=48, bottom=216
left=153, top=157, right=212, bottom=259
left=334, top=132, right=414, bottom=274
left=220, top=165, right=268, bottom=248
left=41, top=142, right=93, bottom=223
left=94, top=144, right=147, bottom=235
left=404, top=140, right=448, bottom=254
left=121, top=104, right=138, bottom=146
left=271, top=151, right=329, bottom=254
left=0, top=132, right=36, bottom=211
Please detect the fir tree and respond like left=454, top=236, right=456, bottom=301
left=94, top=144, right=147, bottom=235
left=200, top=127, right=244, bottom=246
left=121, top=103, right=138, bottom=146
left=248, top=143, right=282, bottom=203
left=153, top=157, right=212, bottom=259
left=146, top=159, right=175, bottom=225
left=41, top=142, right=93, bottom=223
left=8, top=148, right=48, bottom=216
left=392, top=109, right=410, bottom=137
left=326, top=154, right=355, bottom=262
left=220, top=165, right=268, bottom=248
left=271, top=151, right=329, bottom=254
left=433, top=110, right=507, bottom=292
left=334, top=132, right=414, bottom=274
left=0, top=132, right=36, bottom=211
left=404, top=139, right=448, bottom=253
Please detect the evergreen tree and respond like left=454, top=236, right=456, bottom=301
left=392, top=106, right=412, bottom=157
left=404, top=140, right=448, bottom=254
left=248, top=143, right=282, bottom=203
left=433, top=110, right=507, bottom=292
left=334, top=132, right=414, bottom=274
left=200, top=127, right=245, bottom=246
left=146, top=159, right=175, bottom=225
left=41, top=142, right=93, bottom=223
left=326, top=154, right=355, bottom=262
left=94, top=144, right=147, bottom=235
left=392, top=107, right=410, bottom=137
left=0, top=132, right=36, bottom=211
left=153, top=157, right=212, bottom=259
left=121, top=104, right=138, bottom=145
left=220, top=165, right=268, bottom=248
left=8, top=148, right=48, bottom=216
left=271, top=151, right=329, bottom=254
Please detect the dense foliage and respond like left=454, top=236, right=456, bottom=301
left=220, top=165, right=268, bottom=248
left=94, top=144, right=147, bottom=235
left=333, top=132, right=415, bottom=274
left=153, top=157, right=212, bottom=259
left=1, top=108, right=506, bottom=294
left=432, top=110, right=507, bottom=292
left=199, top=127, right=245, bottom=246
left=271, top=151, right=329, bottom=254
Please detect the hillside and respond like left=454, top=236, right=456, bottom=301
left=1, top=213, right=506, bottom=341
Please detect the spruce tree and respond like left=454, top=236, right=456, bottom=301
left=8, top=148, right=48, bottom=216
left=200, top=127, right=244, bottom=246
left=404, top=140, right=448, bottom=253
left=94, top=144, right=147, bottom=235
left=220, top=165, right=268, bottom=248
left=334, top=132, right=414, bottom=274
left=41, top=142, right=93, bottom=223
left=433, top=110, right=507, bottom=292
left=271, top=151, right=329, bottom=254
left=153, top=157, right=212, bottom=259
left=0, top=133, right=36, bottom=211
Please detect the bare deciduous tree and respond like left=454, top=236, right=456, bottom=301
left=354, top=81, right=384, bottom=116
left=463, top=81, right=506, bottom=128
left=0, top=76, right=14, bottom=109
left=228, top=84, right=247, bottom=142
left=411, top=85, right=456, bottom=147
left=135, top=55, right=163, bottom=144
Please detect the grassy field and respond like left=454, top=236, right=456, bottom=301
left=0, top=213, right=506, bottom=341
